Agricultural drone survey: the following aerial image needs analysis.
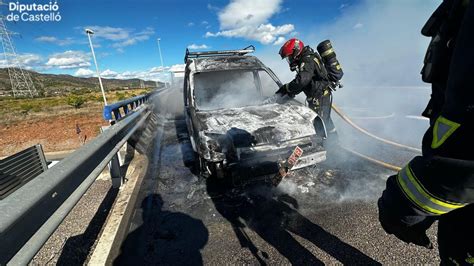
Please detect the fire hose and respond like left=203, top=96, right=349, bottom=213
left=339, top=146, right=402, bottom=172
left=331, top=105, right=422, bottom=153
left=331, top=104, right=421, bottom=172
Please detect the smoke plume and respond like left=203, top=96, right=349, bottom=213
left=258, top=0, right=441, bottom=202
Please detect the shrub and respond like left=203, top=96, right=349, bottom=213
left=67, top=95, right=86, bottom=109
left=20, top=103, right=33, bottom=114
left=72, top=88, right=91, bottom=95
left=31, top=105, right=42, bottom=112
left=92, top=95, right=104, bottom=102
left=115, top=92, right=127, bottom=101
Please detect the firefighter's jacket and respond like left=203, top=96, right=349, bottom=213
left=282, top=46, right=330, bottom=99
left=379, top=0, right=474, bottom=223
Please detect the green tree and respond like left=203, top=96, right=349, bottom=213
left=67, top=95, right=86, bottom=109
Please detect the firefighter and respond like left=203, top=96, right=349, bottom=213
left=276, top=38, right=338, bottom=137
left=377, top=0, right=474, bottom=264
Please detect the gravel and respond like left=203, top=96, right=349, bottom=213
left=31, top=179, right=116, bottom=265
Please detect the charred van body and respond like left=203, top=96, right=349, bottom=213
left=183, top=47, right=327, bottom=182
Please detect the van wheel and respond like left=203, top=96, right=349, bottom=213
left=198, top=159, right=226, bottom=179
left=197, top=157, right=211, bottom=178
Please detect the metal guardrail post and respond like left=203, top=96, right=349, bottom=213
left=101, top=126, right=125, bottom=188
left=109, top=154, right=123, bottom=188
left=35, top=144, right=49, bottom=172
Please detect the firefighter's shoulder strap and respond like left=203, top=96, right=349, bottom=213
left=307, top=53, right=329, bottom=81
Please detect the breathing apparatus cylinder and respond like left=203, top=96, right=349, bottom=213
left=317, top=40, right=344, bottom=83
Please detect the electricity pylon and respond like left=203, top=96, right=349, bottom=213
left=0, top=15, right=37, bottom=98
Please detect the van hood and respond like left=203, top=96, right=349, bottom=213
left=196, top=101, right=317, bottom=145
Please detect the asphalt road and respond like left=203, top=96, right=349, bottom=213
left=113, top=89, right=440, bottom=265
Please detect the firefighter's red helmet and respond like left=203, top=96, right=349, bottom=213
left=279, top=38, right=304, bottom=60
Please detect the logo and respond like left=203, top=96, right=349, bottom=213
left=6, top=1, right=62, bottom=22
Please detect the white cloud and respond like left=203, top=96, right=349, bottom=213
left=71, top=64, right=187, bottom=82
left=148, top=66, right=167, bottom=73
left=111, top=27, right=155, bottom=49
left=273, top=36, right=286, bottom=45
left=218, top=0, right=281, bottom=28
left=35, top=36, right=57, bottom=42
left=0, top=53, right=42, bottom=70
left=353, top=22, right=363, bottom=29
left=201, top=21, right=211, bottom=29
left=188, top=22, right=195, bottom=26
left=45, top=50, right=91, bottom=69
left=74, top=68, right=95, bottom=77
left=35, top=36, right=74, bottom=46
left=84, top=26, right=155, bottom=51
left=187, top=44, right=210, bottom=50
left=101, top=69, right=119, bottom=78
left=206, top=23, right=294, bottom=45
left=207, top=3, right=220, bottom=11
left=84, top=26, right=130, bottom=41
left=169, top=64, right=185, bottom=73
left=205, top=0, right=295, bottom=45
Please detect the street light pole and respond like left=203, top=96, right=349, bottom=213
left=157, top=38, right=164, bottom=69
left=86, top=28, right=108, bottom=106
left=157, top=38, right=168, bottom=88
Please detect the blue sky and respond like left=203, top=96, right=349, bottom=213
left=1, top=0, right=358, bottom=80
left=1, top=0, right=440, bottom=85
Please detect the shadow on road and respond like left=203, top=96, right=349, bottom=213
left=56, top=187, right=119, bottom=265
left=56, top=146, right=138, bottom=265
left=207, top=180, right=380, bottom=265
left=114, top=194, right=209, bottom=265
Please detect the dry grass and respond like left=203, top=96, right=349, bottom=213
left=0, top=89, right=150, bottom=125
left=0, top=88, right=151, bottom=156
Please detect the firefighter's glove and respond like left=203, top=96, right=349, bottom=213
left=276, top=84, right=288, bottom=96
left=289, top=63, right=298, bottom=72
left=378, top=195, right=434, bottom=249
left=276, top=84, right=295, bottom=98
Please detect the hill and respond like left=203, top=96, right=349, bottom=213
left=0, top=68, right=163, bottom=97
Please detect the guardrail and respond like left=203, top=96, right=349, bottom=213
left=103, top=93, right=154, bottom=121
left=0, top=95, right=155, bottom=264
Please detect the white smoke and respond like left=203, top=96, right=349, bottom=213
left=257, top=0, right=442, bottom=201
left=259, top=0, right=440, bottom=87
left=194, top=70, right=278, bottom=110
left=257, top=0, right=441, bottom=146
